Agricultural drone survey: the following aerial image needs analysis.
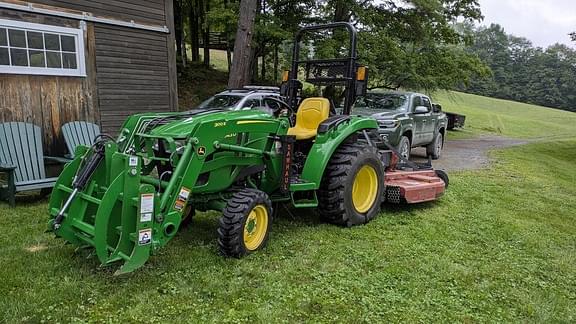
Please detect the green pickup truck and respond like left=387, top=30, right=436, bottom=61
left=354, top=91, right=448, bottom=160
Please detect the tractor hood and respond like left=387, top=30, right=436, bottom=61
left=147, top=109, right=274, bottom=138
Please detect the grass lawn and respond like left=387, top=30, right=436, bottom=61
left=1, top=139, right=574, bottom=322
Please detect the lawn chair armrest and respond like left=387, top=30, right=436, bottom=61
left=0, top=163, right=16, bottom=171
left=44, top=156, right=71, bottom=164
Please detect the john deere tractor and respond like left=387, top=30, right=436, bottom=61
left=48, top=23, right=445, bottom=274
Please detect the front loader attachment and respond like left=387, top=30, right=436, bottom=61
left=48, top=142, right=158, bottom=275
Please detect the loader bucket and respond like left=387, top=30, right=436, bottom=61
left=48, top=142, right=158, bottom=275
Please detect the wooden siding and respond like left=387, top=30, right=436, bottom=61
left=94, top=24, right=172, bottom=134
left=0, top=9, right=98, bottom=154
left=1, top=1, right=177, bottom=150
left=30, top=0, right=167, bottom=25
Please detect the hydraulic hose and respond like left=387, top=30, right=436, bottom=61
left=53, top=141, right=106, bottom=229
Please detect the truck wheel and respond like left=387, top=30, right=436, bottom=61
left=397, top=136, right=411, bottom=161
left=318, top=141, right=385, bottom=227
left=426, top=132, right=443, bottom=160
left=218, top=189, right=273, bottom=258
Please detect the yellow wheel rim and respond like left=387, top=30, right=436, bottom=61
left=243, top=205, right=269, bottom=251
left=352, top=165, right=379, bottom=213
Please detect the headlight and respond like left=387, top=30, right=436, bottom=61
left=378, top=119, right=399, bottom=128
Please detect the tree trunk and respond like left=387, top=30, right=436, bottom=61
left=333, top=0, right=350, bottom=22
left=261, top=51, right=266, bottom=80
left=189, top=0, right=200, bottom=62
left=273, top=43, right=278, bottom=82
left=227, top=45, right=232, bottom=73
left=228, top=0, right=258, bottom=88
left=202, top=0, right=210, bottom=66
left=174, top=0, right=185, bottom=67
left=224, top=0, right=232, bottom=73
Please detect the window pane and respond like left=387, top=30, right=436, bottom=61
left=10, top=48, right=28, bottom=66
left=61, top=35, right=75, bottom=52
left=27, top=31, right=44, bottom=49
left=0, top=47, right=9, bottom=65
left=29, top=50, right=45, bottom=67
left=44, top=33, right=60, bottom=50
left=46, top=51, right=61, bottom=68
left=0, top=28, right=7, bottom=46
left=9, top=29, right=26, bottom=48
left=62, top=52, right=77, bottom=69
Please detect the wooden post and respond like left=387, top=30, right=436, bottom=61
left=228, top=0, right=258, bottom=88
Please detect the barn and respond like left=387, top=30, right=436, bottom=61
left=0, top=0, right=177, bottom=154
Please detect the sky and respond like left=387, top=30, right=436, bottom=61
left=477, top=0, right=576, bottom=48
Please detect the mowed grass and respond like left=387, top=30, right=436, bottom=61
left=434, top=91, right=576, bottom=139
left=1, top=137, right=575, bottom=322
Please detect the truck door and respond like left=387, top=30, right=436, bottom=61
left=420, top=96, right=435, bottom=143
left=411, top=96, right=428, bottom=145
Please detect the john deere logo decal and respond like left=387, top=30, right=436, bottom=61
left=197, top=146, right=206, bottom=156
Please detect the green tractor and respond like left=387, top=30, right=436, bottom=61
left=48, top=23, right=446, bottom=274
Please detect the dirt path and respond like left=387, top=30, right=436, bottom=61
left=410, top=135, right=530, bottom=171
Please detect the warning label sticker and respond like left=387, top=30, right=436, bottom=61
left=138, top=229, right=152, bottom=245
left=140, top=193, right=154, bottom=222
left=129, top=156, right=139, bottom=167
left=140, top=194, right=154, bottom=213
left=174, top=187, right=191, bottom=211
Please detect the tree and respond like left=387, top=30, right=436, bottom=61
left=228, top=0, right=258, bottom=88
left=353, top=0, right=487, bottom=91
left=465, top=24, right=576, bottom=112
left=174, top=0, right=186, bottom=67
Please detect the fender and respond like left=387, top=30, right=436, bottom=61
left=300, top=116, right=378, bottom=187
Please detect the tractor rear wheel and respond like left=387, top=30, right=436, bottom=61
left=218, top=189, right=273, bottom=258
left=318, top=141, right=385, bottom=227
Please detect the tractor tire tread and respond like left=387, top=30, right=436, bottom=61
left=217, top=189, right=272, bottom=258
left=318, top=140, right=384, bottom=227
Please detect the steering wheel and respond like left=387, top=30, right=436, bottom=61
left=266, top=97, right=295, bottom=120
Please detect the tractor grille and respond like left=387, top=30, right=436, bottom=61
left=386, top=186, right=402, bottom=204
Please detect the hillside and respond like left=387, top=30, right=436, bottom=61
left=435, top=91, right=576, bottom=139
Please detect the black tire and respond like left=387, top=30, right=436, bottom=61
left=435, top=169, right=449, bottom=189
left=318, top=141, right=385, bottom=227
left=397, top=135, right=411, bottom=161
left=426, top=132, right=443, bottom=160
left=217, top=189, right=273, bottom=258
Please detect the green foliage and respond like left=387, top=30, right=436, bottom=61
left=464, top=24, right=576, bottom=112
left=185, top=0, right=490, bottom=90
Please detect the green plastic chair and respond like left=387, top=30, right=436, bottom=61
left=0, top=122, right=66, bottom=207
left=61, top=121, right=100, bottom=159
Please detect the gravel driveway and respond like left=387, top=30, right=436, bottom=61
left=410, top=135, right=530, bottom=171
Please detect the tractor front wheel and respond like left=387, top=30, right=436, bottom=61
left=218, top=189, right=273, bottom=258
left=318, top=141, right=385, bottom=227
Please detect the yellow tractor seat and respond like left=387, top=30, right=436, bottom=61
left=287, top=97, right=330, bottom=140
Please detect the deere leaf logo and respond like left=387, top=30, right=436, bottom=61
left=197, top=146, right=206, bottom=156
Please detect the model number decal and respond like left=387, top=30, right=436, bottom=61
left=214, top=121, right=227, bottom=127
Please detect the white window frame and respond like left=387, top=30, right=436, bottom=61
left=0, top=18, right=86, bottom=77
